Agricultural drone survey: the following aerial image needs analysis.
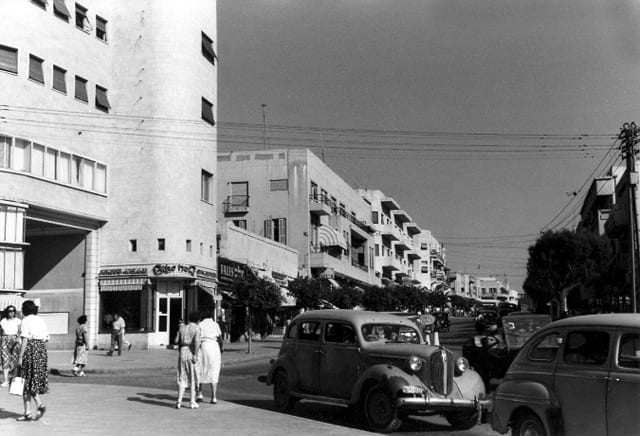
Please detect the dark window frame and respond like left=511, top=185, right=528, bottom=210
left=201, top=97, right=215, bottom=125
left=0, top=45, right=18, bottom=74
left=201, top=31, right=217, bottom=65
left=52, top=65, right=67, bottom=93
left=201, top=169, right=213, bottom=203
left=75, top=75, right=88, bottom=102
left=95, top=85, right=111, bottom=112
left=29, top=54, right=45, bottom=84
left=96, top=15, right=108, bottom=42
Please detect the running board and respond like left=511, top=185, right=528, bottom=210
left=291, top=392, right=351, bottom=406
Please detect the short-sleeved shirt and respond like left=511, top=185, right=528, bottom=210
left=112, top=317, right=126, bottom=332
left=199, top=318, right=221, bottom=341
left=0, top=317, right=21, bottom=335
left=20, top=315, right=49, bottom=341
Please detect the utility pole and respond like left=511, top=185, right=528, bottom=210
left=618, top=122, right=639, bottom=313
left=261, top=104, right=269, bottom=149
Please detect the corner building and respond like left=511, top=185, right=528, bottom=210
left=0, top=0, right=218, bottom=348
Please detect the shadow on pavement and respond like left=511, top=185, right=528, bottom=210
left=126, top=396, right=176, bottom=409
left=0, top=409, right=21, bottom=420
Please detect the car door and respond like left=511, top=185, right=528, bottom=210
left=554, top=327, right=612, bottom=436
left=295, top=320, right=323, bottom=394
left=318, top=321, right=360, bottom=399
left=607, top=329, right=640, bottom=436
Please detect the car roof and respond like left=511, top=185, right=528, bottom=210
left=503, top=312, right=551, bottom=319
left=292, top=309, right=418, bottom=325
left=545, top=313, right=640, bottom=329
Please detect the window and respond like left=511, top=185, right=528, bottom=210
left=31, top=0, right=47, bottom=9
left=186, top=240, right=192, bottom=252
left=95, top=85, right=111, bottom=112
left=199, top=242, right=203, bottom=254
left=325, top=322, right=356, bottom=344
left=29, top=55, right=44, bottom=84
left=0, top=45, right=18, bottom=74
left=209, top=245, right=213, bottom=257
left=201, top=32, right=217, bottom=65
left=44, top=148, right=56, bottom=178
left=564, top=331, right=609, bottom=365
left=75, top=3, right=89, bottom=31
left=96, top=15, right=107, bottom=42
left=11, top=139, right=30, bottom=172
left=264, top=218, right=287, bottom=244
left=201, top=170, right=213, bottom=202
left=618, top=333, right=640, bottom=369
left=298, top=321, right=321, bottom=341
left=232, top=220, right=247, bottom=229
left=129, top=239, right=137, bottom=252
left=31, top=143, right=44, bottom=176
left=75, top=75, right=88, bottom=102
left=528, top=333, right=560, bottom=362
left=100, top=288, right=152, bottom=332
left=57, top=152, right=71, bottom=183
left=54, top=0, right=71, bottom=21
left=269, top=179, right=288, bottom=191
left=52, top=65, right=66, bottom=93
left=158, top=238, right=165, bottom=251
left=375, top=243, right=380, bottom=256
left=201, top=97, right=215, bottom=125
left=372, top=211, right=379, bottom=224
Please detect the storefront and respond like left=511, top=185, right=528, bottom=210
left=98, top=263, right=217, bottom=348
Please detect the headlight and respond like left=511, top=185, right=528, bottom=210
left=408, top=355, right=423, bottom=372
left=455, top=357, right=469, bottom=374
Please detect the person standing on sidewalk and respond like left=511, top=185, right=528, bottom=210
left=72, top=315, right=88, bottom=376
left=107, top=312, right=128, bottom=356
left=196, top=309, right=222, bottom=404
left=0, top=305, right=21, bottom=387
left=16, top=300, right=49, bottom=422
left=174, top=311, right=201, bottom=409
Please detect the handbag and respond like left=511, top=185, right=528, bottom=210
left=9, top=376, right=24, bottom=396
left=217, top=335, right=224, bottom=354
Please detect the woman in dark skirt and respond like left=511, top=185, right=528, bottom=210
left=16, top=300, right=49, bottom=422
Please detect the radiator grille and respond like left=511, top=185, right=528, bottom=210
left=429, top=349, right=454, bottom=395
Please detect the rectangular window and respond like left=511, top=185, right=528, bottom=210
left=57, top=152, right=71, bottom=183
left=75, top=76, right=88, bottom=102
left=375, top=243, right=380, bottom=256
left=0, top=45, right=18, bottom=74
left=31, top=143, right=45, bottom=176
left=186, top=240, right=192, bottom=252
left=54, top=0, right=71, bottom=21
left=95, top=163, right=106, bottom=193
left=11, top=139, right=30, bottom=172
left=201, top=31, right=217, bottom=65
left=52, top=65, right=66, bottom=93
left=96, top=15, right=107, bottom=41
left=29, top=55, right=44, bottom=84
left=158, top=239, right=165, bottom=251
left=201, top=170, right=213, bottom=202
left=129, top=239, right=137, bottom=252
left=269, top=179, right=288, bottom=191
left=81, top=159, right=94, bottom=189
left=372, top=211, right=379, bottom=224
left=200, top=242, right=203, bottom=254
left=265, top=218, right=287, bottom=244
left=209, top=245, right=213, bottom=257
left=75, top=3, right=89, bottom=31
left=31, top=0, right=47, bottom=9
left=95, top=85, right=111, bottom=112
left=232, top=220, right=247, bottom=230
left=201, top=97, right=215, bottom=125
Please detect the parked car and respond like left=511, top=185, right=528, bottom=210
left=491, top=313, right=640, bottom=436
left=260, top=310, right=490, bottom=433
left=475, top=309, right=499, bottom=333
left=463, top=312, right=551, bottom=387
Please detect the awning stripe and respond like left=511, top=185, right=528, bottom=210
left=318, top=225, right=347, bottom=249
left=99, top=278, right=146, bottom=292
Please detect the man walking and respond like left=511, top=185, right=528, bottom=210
left=107, top=312, right=126, bottom=356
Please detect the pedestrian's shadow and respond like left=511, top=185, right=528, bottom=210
left=135, top=392, right=175, bottom=401
left=126, top=395, right=175, bottom=409
left=0, top=409, right=22, bottom=420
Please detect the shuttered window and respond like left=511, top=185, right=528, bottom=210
left=0, top=45, right=18, bottom=74
left=53, top=65, right=66, bottom=93
left=95, top=85, right=111, bottom=112
left=75, top=3, right=89, bottom=31
left=31, top=0, right=46, bottom=10
left=269, top=179, right=288, bottom=191
left=201, top=97, right=215, bottom=125
left=29, top=55, right=44, bottom=84
left=53, top=0, right=71, bottom=21
left=75, top=75, right=88, bottom=102
left=201, top=32, right=217, bottom=65
left=96, top=16, right=107, bottom=41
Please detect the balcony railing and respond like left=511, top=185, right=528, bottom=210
left=223, top=195, right=250, bottom=214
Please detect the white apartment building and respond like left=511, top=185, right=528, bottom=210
left=0, top=0, right=218, bottom=348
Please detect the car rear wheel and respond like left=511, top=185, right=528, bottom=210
left=512, top=411, right=547, bottom=436
left=444, top=410, right=479, bottom=430
left=363, top=385, right=402, bottom=433
left=273, top=371, right=297, bottom=413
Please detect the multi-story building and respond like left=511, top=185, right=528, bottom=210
left=0, top=0, right=218, bottom=348
left=413, top=230, right=447, bottom=290
left=358, top=189, right=423, bottom=286
left=217, top=148, right=378, bottom=288
left=577, top=176, right=616, bottom=236
left=476, top=277, right=518, bottom=304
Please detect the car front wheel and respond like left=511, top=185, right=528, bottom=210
left=273, top=371, right=297, bottom=413
left=363, top=385, right=402, bottom=433
left=512, top=411, right=548, bottom=436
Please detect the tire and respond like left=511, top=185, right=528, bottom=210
left=363, top=385, right=402, bottom=433
left=512, top=412, right=548, bottom=436
left=444, top=410, right=479, bottom=430
left=272, top=371, right=297, bottom=413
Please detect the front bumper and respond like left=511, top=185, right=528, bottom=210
left=397, top=396, right=492, bottom=411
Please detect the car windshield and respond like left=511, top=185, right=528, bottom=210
left=361, top=323, right=420, bottom=344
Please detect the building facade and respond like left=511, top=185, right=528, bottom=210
left=0, top=0, right=218, bottom=348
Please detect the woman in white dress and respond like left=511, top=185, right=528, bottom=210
left=197, top=309, right=222, bottom=404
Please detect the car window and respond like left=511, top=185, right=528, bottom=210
left=324, top=322, right=357, bottom=345
left=298, top=321, right=321, bottom=341
left=361, top=323, right=420, bottom=344
left=528, top=332, right=560, bottom=362
left=286, top=322, right=298, bottom=339
left=564, top=330, right=609, bottom=366
left=618, top=333, right=640, bottom=369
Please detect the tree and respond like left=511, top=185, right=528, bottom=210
left=523, top=229, right=614, bottom=316
left=229, top=269, right=283, bottom=353
left=362, top=285, right=399, bottom=311
left=287, top=276, right=330, bottom=311
left=326, top=284, right=363, bottom=309
left=425, top=290, right=448, bottom=309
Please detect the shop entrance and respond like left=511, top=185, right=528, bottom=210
left=156, top=285, right=183, bottom=346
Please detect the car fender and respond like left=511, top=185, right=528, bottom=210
left=452, top=368, right=486, bottom=400
left=492, top=379, right=561, bottom=435
left=350, top=364, right=421, bottom=404
left=266, top=355, right=299, bottom=387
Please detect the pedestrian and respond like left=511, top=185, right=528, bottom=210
left=107, top=312, right=129, bottom=356
left=197, top=309, right=222, bottom=404
left=174, top=311, right=201, bottom=409
left=1, top=305, right=21, bottom=387
left=72, top=315, right=89, bottom=376
left=16, top=300, right=49, bottom=422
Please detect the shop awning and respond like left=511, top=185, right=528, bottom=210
left=99, top=278, right=147, bottom=292
left=0, top=294, right=39, bottom=311
left=196, top=280, right=217, bottom=298
left=318, top=225, right=347, bottom=249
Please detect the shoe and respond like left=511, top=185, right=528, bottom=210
left=17, top=414, right=33, bottom=421
left=79, top=372, right=86, bottom=377
left=175, top=402, right=181, bottom=409
left=210, top=398, right=217, bottom=404
left=128, top=343, right=132, bottom=351
left=196, top=392, right=204, bottom=402
left=72, top=367, right=79, bottom=376
left=0, top=381, right=8, bottom=387
left=190, top=402, right=199, bottom=409
left=36, top=405, right=46, bottom=420
left=106, top=351, right=113, bottom=356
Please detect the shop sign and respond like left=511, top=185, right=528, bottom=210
left=271, top=271, right=289, bottom=287
left=219, top=258, right=246, bottom=281
left=196, top=268, right=217, bottom=280
left=99, top=266, right=148, bottom=277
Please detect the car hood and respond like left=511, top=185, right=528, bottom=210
left=364, top=342, right=438, bottom=359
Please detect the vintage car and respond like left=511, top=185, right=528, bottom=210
left=260, top=310, right=490, bottom=433
left=491, top=313, right=640, bottom=436
left=463, top=312, right=551, bottom=387
left=475, top=308, right=499, bottom=333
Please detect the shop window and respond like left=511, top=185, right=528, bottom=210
left=158, top=238, right=165, bottom=251
left=100, top=288, right=152, bottom=333
left=96, top=15, right=107, bottom=42
left=29, top=55, right=44, bottom=84
left=53, top=65, right=67, bottom=93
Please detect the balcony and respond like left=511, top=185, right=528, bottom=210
left=309, top=194, right=333, bottom=216
left=380, top=223, right=400, bottom=242
left=430, top=249, right=444, bottom=266
left=310, top=250, right=372, bottom=284
left=223, top=195, right=249, bottom=215
left=407, top=250, right=421, bottom=261
left=405, top=222, right=422, bottom=237
left=380, top=255, right=401, bottom=271
left=605, top=203, right=629, bottom=237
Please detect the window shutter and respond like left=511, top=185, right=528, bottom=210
left=0, top=45, right=18, bottom=73
left=75, top=76, right=88, bottom=102
left=279, top=218, right=287, bottom=244
left=53, top=66, right=66, bottom=93
left=201, top=32, right=217, bottom=65
left=96, top=16, right=107, bottom=41
left=53, top=0, right=71, bottom=19
left=29, top=56, right=44, bottom=83
left=201, top=98, right=215, bottom=125
left=95, top=86, right=111, bottom=110
left=264, top=219, right=272, bottom=240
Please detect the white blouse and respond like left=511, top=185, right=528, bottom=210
left=199, top=318, right=221, bottom=341
left=20, top=315, right=49, bottom=341
left=0, top=317, right=21, bottom=335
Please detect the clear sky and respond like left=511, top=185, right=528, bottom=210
left=217, top=0, right=640, bottom=292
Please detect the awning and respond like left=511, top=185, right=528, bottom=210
left=53, top=0, right=71, bottom=18
left=196, top=280, right=217, bottom=298
left=318, top=225, right=347, bottom=249
left=99, top=278, right=147, bottom=292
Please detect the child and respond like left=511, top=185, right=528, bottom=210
left=72, top=315, right=89, bottom=376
